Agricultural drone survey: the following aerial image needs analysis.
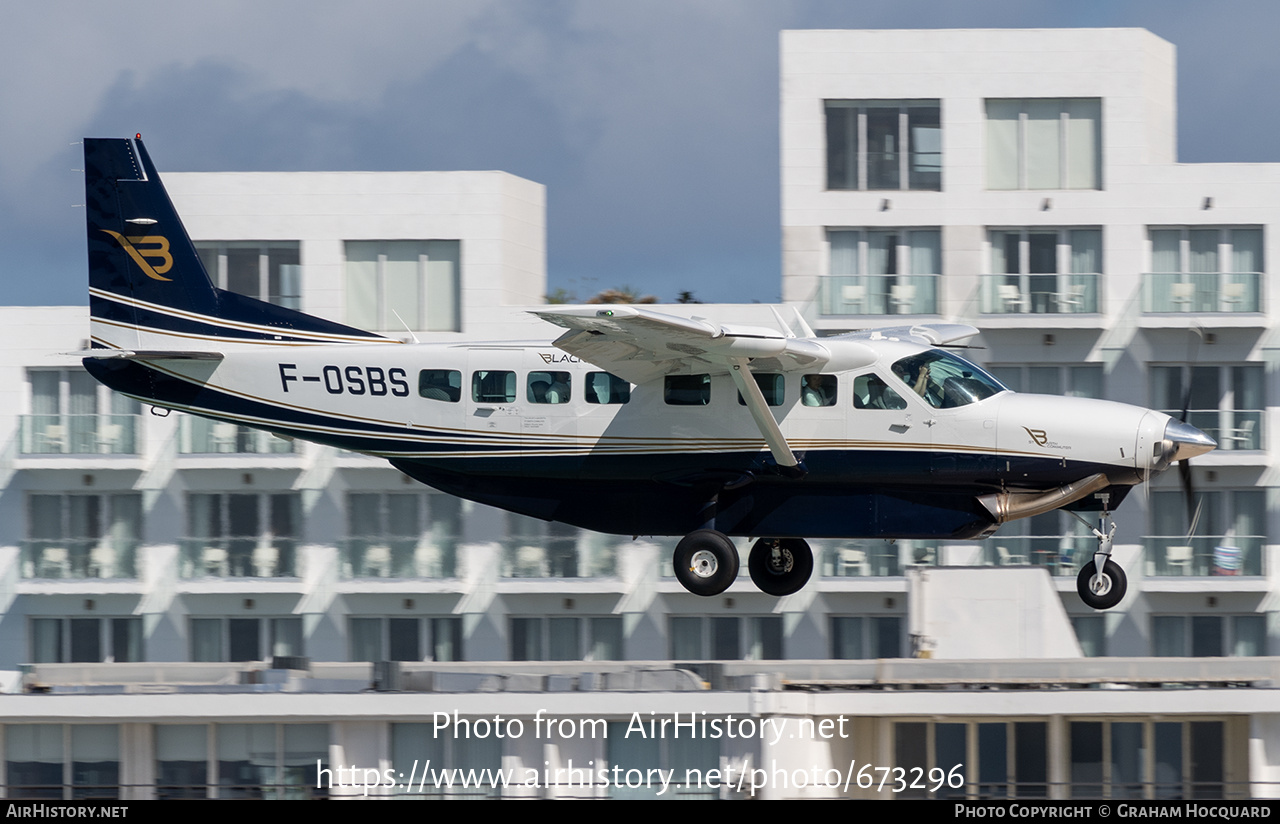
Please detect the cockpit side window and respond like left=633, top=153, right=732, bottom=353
left=852, top=373, right=907, bottom=410
left=890, top=350, right=1006, bottom=409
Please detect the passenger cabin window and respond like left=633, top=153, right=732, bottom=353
left=891, top=351, right=1006, bottom=409
left=527, top=372, right=571, bottom=404
left=737, top=373, right=785, bottom=407
left=472, top=371, right=516, bottom=404
left=586, top=372, right=630, bottom=404
left=418, top=370, right=461, bottom=402
left=665, top=375, right=711, bottom=406
left=801, top=375, right=837, bottom=407
left=853, top=374, right=908, bottom=410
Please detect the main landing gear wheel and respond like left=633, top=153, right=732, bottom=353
left=1076, top=559, right=1127, bottom=610
left=673, top=530, right=739, bottom=596
left=748, top=538, right=813, bottom=596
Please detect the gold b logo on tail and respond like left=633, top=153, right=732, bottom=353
left=102, top=230, right=173, bottom=281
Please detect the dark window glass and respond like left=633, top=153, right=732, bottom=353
left=418, top=369, right=461, bottom=402
left=472, top=370, right=515, bottom=404
left=665, top=374, right=711, bottom=406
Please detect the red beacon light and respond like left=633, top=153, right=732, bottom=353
left=135, top=133, right=142, bottom=140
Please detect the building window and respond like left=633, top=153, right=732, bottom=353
left=182, top=493, right=299, bottom=578
left=391, top=723, right=501, bottom=799
left=344, top=240, right=460, bottom=332
left=23, top=370, right=140, bottom=455
left=606, top=720, right=719, bottom=799
left=983, top=228, right=1101, bottom=314
left=986, top=98, right=1101, bottom=190
left=1069, top=719, right=1224, bottom=799
left=830, top=616, right=902, bottom=659
left=825, top=100, right=941, bottom=191
left=189, top=617, right=302, bottom=662
left=987, top=364, right=1104, bottom=399
left=821, top=228, right=940, bottom=315
left=195, top=241, right=301, bottom=309
left=349, top=616, right=463, bottom=662
left=1152, top=615, right=1267, bottom=657
left=30, top=618, right=143, bottom=663
left=504, top=514, right=615, bottom=578
left=156, top=724, right=327, bottom=800
left=669, top=616, right=783, bottom=660
left=5, top=725, right=121, bottom=800
left=887, top=720, right=1046, bottom=799
left=1147, top=488, right=1265, bottom=577
left=178, top=416, right=294, bottom=454
left=1145, top=227, right=1263, bottom=313
left=343, top=492, right=460, bottom=579
left=25, top=493, right=141, bottom=580
left=510, top=616, right=623, bottom=661
left=1150, top=364, right=1262, bottom=451
left=1072, top=616, right=1108, bottom=657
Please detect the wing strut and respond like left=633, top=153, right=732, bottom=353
left=727, top=357, right=805, bottom=478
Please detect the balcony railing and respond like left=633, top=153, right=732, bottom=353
left=1142, top=272, right=1262, bottom=313
left=979, top=274, right=1099, bottom=314
left=1161, top=409, right=1262, bottom=451
left=1145, top=536, right=1264, bottom=577
left=21, top=538, right=137, bottom=579
left=821, top=540, right=939, bottom=577
left=179, top=417, right=295, bottom=454
left=981, top=536, right=1094, bottom=577
left=818, top=275, right=938, bottom=316
left=19, top=414, right=140, bottom=455
left=503, top=535, right=617, bottom=578
left=340, top=536, right=457, bottom=579
left=180, top=538, right=296, bottom=578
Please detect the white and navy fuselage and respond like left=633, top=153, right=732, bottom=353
left=79, top=136, right=1214, bottom=542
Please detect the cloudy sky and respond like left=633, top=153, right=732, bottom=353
left=6, top=0, right=1280, bottom=306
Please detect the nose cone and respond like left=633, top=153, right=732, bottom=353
left=1164, top=418, right=1217, bottom=462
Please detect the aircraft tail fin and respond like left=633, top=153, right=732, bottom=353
left=84, top=135, right=388, bottom=350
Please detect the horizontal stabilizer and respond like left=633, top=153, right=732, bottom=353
left=75, top=349, right=224, bottom=362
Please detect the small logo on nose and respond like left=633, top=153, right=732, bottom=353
left=1023, top=426, right=1049, bottom=446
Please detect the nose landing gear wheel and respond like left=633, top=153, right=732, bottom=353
left=748, top=537, right=813, bottom=596
left=673, top=530, right=739, bottom=596
left=1076, top=559, right=1127, bottom=610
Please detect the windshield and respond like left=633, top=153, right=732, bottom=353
left=890, top=350, right=1007, bottom=409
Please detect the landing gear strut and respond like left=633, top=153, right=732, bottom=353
left=673, top=530, right=739, bottom=596
left=1073, top=509, right=1127, bottom=610
left=748, top=538, right=813, bottom=596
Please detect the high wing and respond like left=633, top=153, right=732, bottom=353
left=530, top=305, right=869, bottom=384
left=531, top=305, right=879, bottom=474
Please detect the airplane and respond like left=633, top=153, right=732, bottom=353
left=79, top=135, right=1217, bottom=610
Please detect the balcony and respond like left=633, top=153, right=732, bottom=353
left=1145, top=536, right=1264, bottom=577
left=340, top=536, right=457, bottom=579
left=179, top=417, right=295, bottom=454
left=19, top=415, right=140, bottom=455
left=979, top=274, right=1099, bottom=315
left=180, top=538, right=296, bottom=578
left=1142, top=273, right=1262, bottom=314
left=503, top=535, right=617, bottom=578
left=821, top=540, right=938, bottom=577
left=818, top=275, right=938, bottom=316
left=1163, top=410, right=1261, bottom=451
left=981, top=535, right=1094, bottom=577
left=22, top=538, right=137, bottom=579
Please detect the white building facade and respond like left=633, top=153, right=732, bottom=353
left=781, top=27, right=1280, bottom=660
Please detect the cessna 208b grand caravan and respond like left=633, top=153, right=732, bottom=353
left=80, top=136, right=1216, bottom=609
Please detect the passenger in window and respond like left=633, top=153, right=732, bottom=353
left=529, top=380, right=550, bottom=403
left=853, top=374, right=907, bottom=410
left=802, top=375, right=836, bottom=407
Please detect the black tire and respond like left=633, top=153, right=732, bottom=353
left=1076, top=559, right=1127, bottom=610
left=748, top=538, right=814, bottom=596
left=673, top=530, right=739, bottom=596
